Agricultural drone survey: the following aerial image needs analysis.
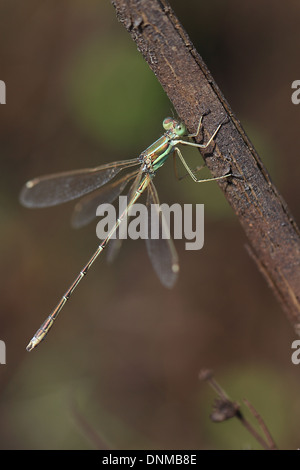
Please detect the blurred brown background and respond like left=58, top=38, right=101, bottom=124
left=0, top=0, right=299, bottom=449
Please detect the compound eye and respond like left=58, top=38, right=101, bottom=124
left=175, top=123, right=186, bottom=136
left=163, top=117, right=174, bottom=130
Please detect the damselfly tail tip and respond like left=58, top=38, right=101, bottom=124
left=26, top=337, right=38, bottom=352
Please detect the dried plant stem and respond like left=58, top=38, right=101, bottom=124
left=199, top=369, right=277, bottom=450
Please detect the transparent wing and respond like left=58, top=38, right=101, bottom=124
left=145, top=180, right=179, bottom=289
left=71, top=170, right=139, bottom=229
left=19, top=158, right=139, bottom=208
left=106, top=169, right=143, bottom=263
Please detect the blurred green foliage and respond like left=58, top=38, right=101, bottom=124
left=66, top=36, right=169, bottom=153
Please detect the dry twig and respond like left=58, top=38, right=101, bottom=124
left=199, top=369, right=277, bottom=450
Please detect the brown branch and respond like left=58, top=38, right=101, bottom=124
left=110, top=0, right=300, bottom=332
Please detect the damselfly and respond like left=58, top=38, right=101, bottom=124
left=20, top=115, right=230, bottom=351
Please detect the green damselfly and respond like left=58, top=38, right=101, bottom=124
left=20, top=115, right=230, bottom=351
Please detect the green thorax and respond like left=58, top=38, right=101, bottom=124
left=143, top=133, right=175, bottom=172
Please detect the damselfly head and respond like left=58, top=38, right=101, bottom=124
left=162, top=117, right=186, bottom=136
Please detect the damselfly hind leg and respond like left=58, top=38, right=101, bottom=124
left=175, top=147, right=231, bottom=184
